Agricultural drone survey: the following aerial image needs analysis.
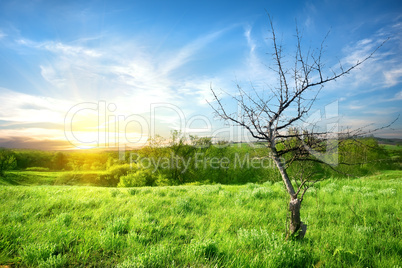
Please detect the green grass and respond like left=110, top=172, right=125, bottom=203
left=1, top=170, right=111, bottom=186
left=0, top=170, right=401, bottom=267
left=0, top=171, right=61, bottom=185
left=381, top=144, right=401, bottom=150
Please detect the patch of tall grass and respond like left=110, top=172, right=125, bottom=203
left=0, top=170, right=400, bottom=267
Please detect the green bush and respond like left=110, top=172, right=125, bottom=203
left=118, top=169, right=155, bottom=187
left=108, top=164, right=132, bottom=180
left=0, top=148, right=17, bottom=175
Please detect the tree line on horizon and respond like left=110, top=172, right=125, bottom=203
left=0, top=134, right=399, bottom=187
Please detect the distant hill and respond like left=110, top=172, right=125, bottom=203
left=375, top=137, right=402, bottom=146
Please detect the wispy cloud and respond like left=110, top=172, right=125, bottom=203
left=340, top=114, right=402, bottom=138
left=43, top=42, right=102, bottom=57
left=384, top=68, right=402, bottom=87
left=0, top=27, right=246, bottom=148
left=0, top=88, right=73, bottom=149
left=348, top=104, right=366, bottom=110
left=302, top=2, right=317, bottom=29
left=17, top=38, right=102, bottom=58
left=361, top=107, right=400, bottom=115
left=244, top=26, right=256, bottom=54
left=331, top=20, right=402, bottom=94
left=160, top=29, right=227, bottom=75
left=0, top=135, right=71, bottom=150
left=13, top=33, right=214, bottom=107
left=39, top=65, right=67, bottom=88
left=0, top=87, right=72, bottom=124
left=394, top=90, right=402, bottom=100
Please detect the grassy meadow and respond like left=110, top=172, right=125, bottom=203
left=0, top=170, right=401, bottom=267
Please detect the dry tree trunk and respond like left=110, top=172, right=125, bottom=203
left=272, top=147, right=307, bottom=238
left=289, top=198, right=307, bottom=239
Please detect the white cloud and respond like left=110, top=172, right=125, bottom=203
left=384, top=68, right=402, bottom=87
left=159, top=29, right=226, bottom=76
left=0, top=128, right=65, bottom=140
left=361, top=107, right=400, bottom=115
left=0, top=88, right=79, bottom=148
left=339, top=116, right=377, bottom=130
left=43, top=42, right=102, bottom=57
left=17, top=38, right=101, bottom=58
left=348, top=105, right=365, bottom=110
left=341, top=38, right=379, bottom=66
left=244, top=26, right=255, bottom=54
left=302, top=2, right=317, bottom=29
left=39, top=65, right=67, bottom=88
left=225, top=26, right=278, bottom=94
left=331, top=18, right=402, bottom=95
left=1, top=27, right=247, bottom=149
left=356, top=38, right=372, bottom=46
left=323, top=34, right=402, bottom=95
left=394, top=90, right=402, bottom=100
left=0, top=87, right=72, bottom=124
left=16, top=28, right=231, bottom=110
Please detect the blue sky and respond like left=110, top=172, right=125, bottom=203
left=0, top=0, right=401, bottom=150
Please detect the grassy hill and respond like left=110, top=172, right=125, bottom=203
left=375, top=137, right=402, bottom=146
left=0, top=171, right=112, bottom=187
left=0, top=170, right=400, bottom=267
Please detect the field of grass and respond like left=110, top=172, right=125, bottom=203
left=0, top=170, right=400, bottom=267
left=1, top=171, right=112, bottom=187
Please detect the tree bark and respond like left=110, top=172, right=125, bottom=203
left=270, top=146, right=307, bottom=237
left=289, top=198, right=307, bottom=238
left=271, top=146, right=296, bottom=197
left=271, top=146, right=307, bottom=238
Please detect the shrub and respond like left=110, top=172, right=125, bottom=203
left=118, top=169, right=156, bottom=187
left=118, top=172, right=147, bottom=187
left=108, top=164, right=132, bottom=180
left=154, top=173, right=170, bottom=186
left=0, top=148, right=17, bottom=175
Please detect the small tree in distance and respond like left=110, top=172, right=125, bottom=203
left=0, top=148, right=17, bottom=176
left=209, top=15, right=389, bottom=238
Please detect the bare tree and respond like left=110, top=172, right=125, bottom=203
left=209, top=15, right=387, bottom=238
